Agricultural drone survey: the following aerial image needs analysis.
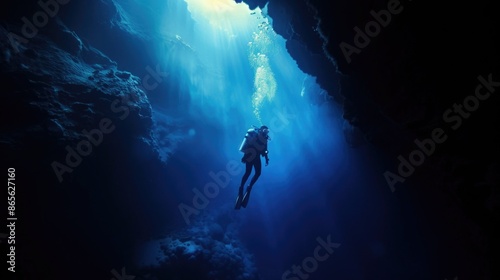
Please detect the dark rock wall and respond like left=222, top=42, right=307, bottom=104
left=239, top=0, right=500, bottom=278
left=1, top=4, right=167, bottom=278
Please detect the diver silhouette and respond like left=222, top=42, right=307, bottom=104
left=235, top=125, right=270, bottom=209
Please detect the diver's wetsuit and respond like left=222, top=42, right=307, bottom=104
left=236, top=127, right=269, bottom=209
left=240, top=131, right=268, bottom=189
left=240, top=152, right=262, bottom=189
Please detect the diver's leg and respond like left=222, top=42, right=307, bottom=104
left=236, top=162, right=252, bottom=209
left=240, top=161, right=252, bottom=189
left=242, top=158, right=260, bottom=208
left=249, top=157, right=262, bottom=188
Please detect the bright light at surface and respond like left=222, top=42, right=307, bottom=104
left=187, top=0, right=234, bottom=13
left=185, top=0, right=253, bottom=29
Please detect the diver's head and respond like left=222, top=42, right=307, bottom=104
left=259, top=125, right=269, bottom=135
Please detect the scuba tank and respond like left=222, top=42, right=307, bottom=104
left=238, top=126, right=259, bottom=153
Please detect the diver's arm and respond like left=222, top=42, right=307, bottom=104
left=263, top=143, right=269, bottom=166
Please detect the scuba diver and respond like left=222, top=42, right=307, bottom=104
left=235, top=125, right=270, bottom=209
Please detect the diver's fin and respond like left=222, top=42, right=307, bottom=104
left=241, top=187, right=252, bottom=208
left=234, top=194, right=243, bottom=210
left=234, top=187, right=244, bottom=210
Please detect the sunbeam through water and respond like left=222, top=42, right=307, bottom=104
left=155, top=0, right=346, bottom=178
left=137, top=0, right=349, bottom=278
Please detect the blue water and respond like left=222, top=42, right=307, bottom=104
left=110, top=0, right=439, bottom=279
